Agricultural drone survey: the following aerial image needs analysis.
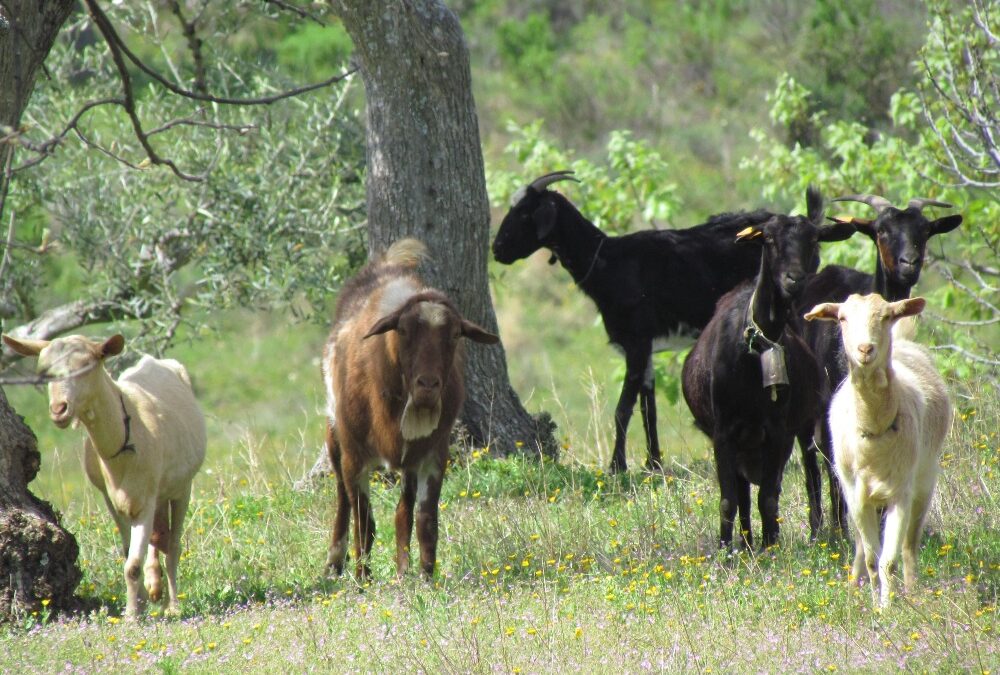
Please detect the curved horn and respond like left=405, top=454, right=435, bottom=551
left=831, top=194, right=893, bottom=213
left=529, top=170, right=580, bottom=192
left=906, top=198, right=953, bottom=211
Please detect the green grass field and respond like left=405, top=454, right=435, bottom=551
left=2, top=260, right=998, bottom=672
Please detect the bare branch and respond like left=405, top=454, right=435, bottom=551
left=930, top=343, right=1000, bottom=367
left=263, top=0, right=329, bottom=26
left=166, top=0, right=207, bottom=94
left=84, top=0, right=205, bottom=181
left=88, top=0, right=356, bottom=107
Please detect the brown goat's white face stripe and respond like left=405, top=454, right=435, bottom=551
left=417, top=301, right=449, bottom=327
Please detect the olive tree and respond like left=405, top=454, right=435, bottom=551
left=0, top=0, right=553, bottom=620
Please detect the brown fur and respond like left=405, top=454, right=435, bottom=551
left=322, top=239, right=498, bottom=579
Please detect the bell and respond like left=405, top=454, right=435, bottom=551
left=760, top=345, right=789, bottom=389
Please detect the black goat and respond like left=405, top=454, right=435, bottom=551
left=681, top=187, right=856, bottom=549
left=794, top=194, right=962, bottom=538
left=492, top=171, right=773, bottom=473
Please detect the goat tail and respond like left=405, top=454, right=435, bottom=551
left=382, top=237, right=429, bottom=269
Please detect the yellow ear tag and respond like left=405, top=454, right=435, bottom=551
left=735, top=227, right=762, bottom=241
left=829, top=215, right=855, bottom=224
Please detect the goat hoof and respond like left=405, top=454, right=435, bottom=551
left=163, top=604, right=182, bottom=618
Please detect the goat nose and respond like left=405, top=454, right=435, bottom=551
left=416, top=375, right=441, bottom=390
left=857, top=343, right=874, bottom=356
left=50, top=401, right=68, bottom=416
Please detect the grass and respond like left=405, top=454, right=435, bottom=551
left=2, top=276, right=998, bottom=671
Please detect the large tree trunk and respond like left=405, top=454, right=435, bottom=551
left=0, top=0, right=82, bottom=622
left=0, top=389, right=82, bottom=621
left=332, top=0, right=557, bottom=457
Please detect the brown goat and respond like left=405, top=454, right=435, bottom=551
left=322, top=238, right=498, bottom=579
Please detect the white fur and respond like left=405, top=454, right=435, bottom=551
left=34, top=339, right=206, bottom=619
left=400, top=396, right=442, bottom=441
left=378, top=277, right=421, bottom=318
left=821, top=295, right=952, bottom=607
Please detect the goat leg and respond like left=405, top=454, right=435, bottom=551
left=639, top=354, right=662, bottom=471
left=799, top=429, right=824, bottom=539
left=415, top=468, right=443, bottom=579
left=394, top=472, right=418, bottom=577
left=609, top=354, right=645, bottom=473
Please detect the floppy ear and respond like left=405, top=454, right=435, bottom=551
left=364, top=310, right=403, bottom=339
left=818, top=219, right=858, bottom=242
left=735, top=226, right=763, bottom=242
left=889, top=297, right=926, bottom=319
left=460, top=319, right=500, bottom=345
left=803, top=303, right=841, bottom=322
left=929, top=214, right=962, bottom=236
left=532, top=199, right=558, bottom=240
left=2, top=334, right=50, bottom=357
left=101, top=334, right=125, bottom=358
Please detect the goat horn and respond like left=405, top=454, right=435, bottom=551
left=906, top=198, right=953, bottom=211
left=831, top=194, right=894, bottom=213
left=528, top=170, right=580, bottom=192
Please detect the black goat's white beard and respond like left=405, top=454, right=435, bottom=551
left=400, top=397, right=442, bottom=441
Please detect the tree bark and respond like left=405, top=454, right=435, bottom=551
left=332, top=0, right=557, bottom=458
left=0, top=389, right=82, bottom=621
left=0, top=0, right=83, bottom=622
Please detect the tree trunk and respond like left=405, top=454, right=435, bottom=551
left=0, top=389, right=82, bottom=621
left=333, top=0, right=557, bottom=458
left=0, top=0, right=83, bottom=622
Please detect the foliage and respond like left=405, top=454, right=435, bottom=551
left=464, top=0, right=926, bottom=214
left=743, top=2, right=999, bottom=378
left=2, top=8, right=366, bottom=356
left=489, top=120, right=680, bottom=233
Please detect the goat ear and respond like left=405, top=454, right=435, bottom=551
left=805, top=185, right=824, bottom=223
left=532, top=200, right=558, bottom=240
left=829, top=215, right=875, bottom=239
left=735, top=226, right=763, bottom=242
left=818, top=219, right=858, bottom=242
left=929, top=214, right=962, bottom=236
left=889, top=297, right=926, bottom=319
left=460, top=319, right=500, bottom=345
left=363, top=312, right=401, bottom=339
left=101, top=334, right=125, bottom=358
left=803, top=303, right=840, bottom=322
left=2, top=334, right=50, bottom=357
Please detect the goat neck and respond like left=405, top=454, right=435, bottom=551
left=77, top=368, right=135, bottom=462
left=548, top=218, right=607, bottom=288
left=846, top=344, right=900, bottom=437
left=747, top=253, right=792, bottom=345
left=872, top=258, right=913, bottom=303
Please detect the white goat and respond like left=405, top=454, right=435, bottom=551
left=804, top=294, right=952, bottom=607
left=2, top=333, right=206, bottom=619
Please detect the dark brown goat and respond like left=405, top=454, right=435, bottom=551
left=322, top=238, right=498, bottom=579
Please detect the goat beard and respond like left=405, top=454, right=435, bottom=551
left=400, top=397, right=442, bottom=441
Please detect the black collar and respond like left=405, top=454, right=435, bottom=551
left=110, top=394, right=137, bottom=458
left=859, top=412, right=900, bottom=440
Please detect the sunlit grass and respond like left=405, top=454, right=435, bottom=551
left=2, top=302, right=997, bottom=672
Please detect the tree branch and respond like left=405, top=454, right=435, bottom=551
left=87, top=0, right=355, bottom=107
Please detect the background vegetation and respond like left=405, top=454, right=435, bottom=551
left=0, top=0, right=996, bottom=670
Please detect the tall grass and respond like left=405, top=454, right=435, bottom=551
left=2, top=291, right=996, bottom=672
